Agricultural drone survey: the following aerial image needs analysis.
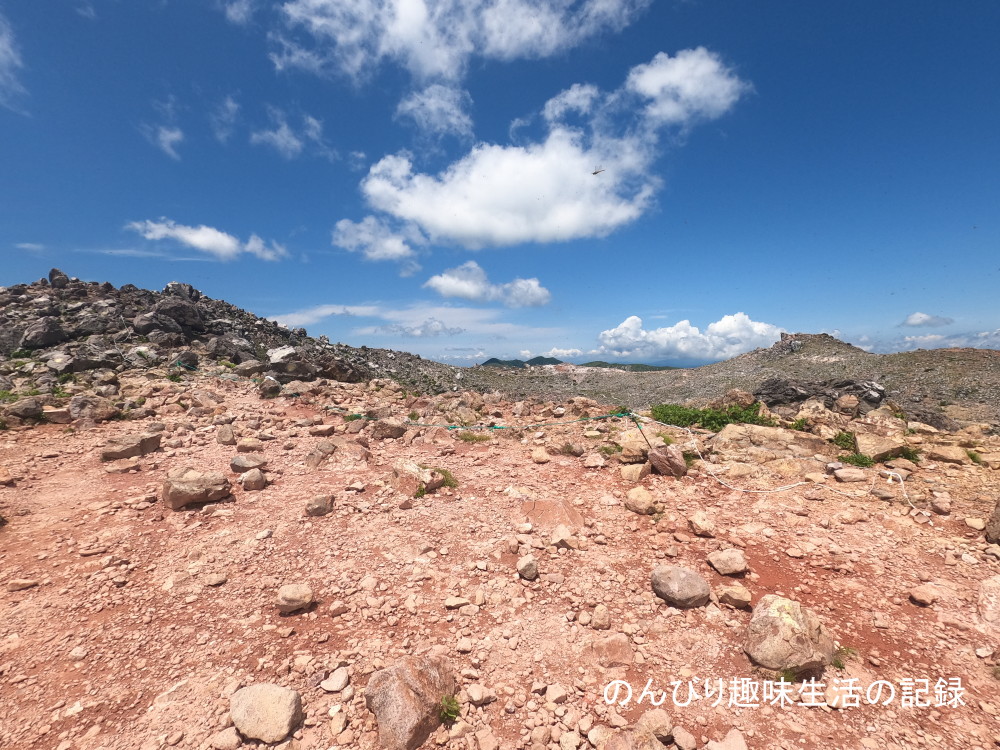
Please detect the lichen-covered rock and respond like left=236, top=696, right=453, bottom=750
left=744, top=595, right=835, bottom=674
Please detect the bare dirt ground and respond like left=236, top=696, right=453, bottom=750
left=2, top=373, right=1000, bottom=750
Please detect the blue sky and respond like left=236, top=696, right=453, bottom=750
left=1, top=1, right=998, bottom=366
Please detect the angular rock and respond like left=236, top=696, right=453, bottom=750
left=216, top=424, right=236, bottom=445
left=744, top=595, right=835, bottom=674
left=517, top=554, right=538, bottom=581
left=305, top=494, right=333, bottom=516
left=978, top=575, right=1000, bottom=624
left=68, top=394, right=119, bottom=422
left=531, top=447, right=551, bottom=464
left=833, top=467, right=866, bottom=483
left=717, top=584, right=753, bottom=609
left=635, top=708, right=673, bottom=744
left=48, top=268, right=69, bottom=288
left=364, top=655, right=456, bottom=750
left=372, top=418, right=407, bottom=440
left=706, top=729, right=749, bottom=750
left=926, top=445, right=971, bottom=464
left=650, top=566, right=711, bottom=608
left=620, top=462, right=651, bottom=483
left=909, top=584, right=939, bottom=606
left=162, top=467, right=231, bottom=510
left=854, top=433, right=906, bottom=462
left=707, top=548, right=749, bottom=576
left=986, top=500, right=1000, bottom=544
left=229, top=684, right=303, bottom=743
left=688, top=510, right=716, bottom=537
left=391, top=459, right=445, bottom=497
left=5, top=397, right=44, bottom=420
left=648, top=444, right=688, bottom=477
left=230, top=454, right=267, bottom=473
left=20, top=317, right=67, bottom=349
left=711, top=424, right=830, bottom=463
left=100, top=432, right=161, bottom=462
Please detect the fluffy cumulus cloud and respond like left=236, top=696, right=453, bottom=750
left=597, top=313, right=784, bottom=362
left=349, top=47, right=748, bottom=249
left=223, top=0, right=257, bottom=25
left=374, top=317, right=465, bottom=337
left=271, top=0, right=650, bottom=82
left=126, top=218, right=288, bottom=261
left=423, top=261, right=550, bottom=307
left=332, top=215, right=421, bottom=263
left=142, top=125, right=184, bottom=160
left=396, top=84, right=473, bottom=138
left=900, top=311, right=954, bottom=328
left=0, top=10, right=26, bottom=112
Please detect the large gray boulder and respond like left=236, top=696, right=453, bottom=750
left=5, top=397, right=44, bottom=420
left=229, top=684, right=302, bottom=743
left=744, top=595, right=835, bottom=674
left=651, top=566, right=711, bottom=608
left=162, top=467, right=231, bottom=510
left=20, top=317, right=67, bottom=349
left=153, top=297, right=204, bottom=330
left=365, top=654, right=456, bottom=750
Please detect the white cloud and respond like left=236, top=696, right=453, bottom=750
left=273, top=0, right=651, bottom=82
left=143, top=125, right=184, bottom=160
left=15, top=242, right=44, bottom=251
left=271, top=304, right=383, bottom=327
left=396, top=84, right=473, bottom=138
left=0, top=10, right=27, bottom=113
left=373, top=317, right=465, bottom=337
left=423, top=261, right=551, bottom=307
left=901, top=311, right=954, bottom=328
left=597, top=313, right=784, bottom=362
left=626, top=47, right=751, bottom=127
left=76, top=3, right=97, bottom=20
left=354, top=48, right=747, bottom=249
left=223, top=0, right=257, bottom=25
left=126, top=218, right=289, bottom=262
left=211, top=95, right=241, bottom=143
left=332, top=215, right=421, bottom=262
left=542, top=83, right=600, bottom=122
left=250, top=108, right=336, bottom=160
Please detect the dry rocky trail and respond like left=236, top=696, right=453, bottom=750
left=3, top=271, right=1000, bottom=750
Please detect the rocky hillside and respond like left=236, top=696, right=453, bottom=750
left=0, top=269, right=465, bottom=410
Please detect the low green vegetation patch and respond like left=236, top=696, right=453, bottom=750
left=650, top=401, right=776, bottom=432
left=343, top=413, right=363, bottom=422
left=456, top=431, right=491, bottom=443
left=898, top=446, right=921, bottom=462
left=789, top=418, right=809, bottom=432
left=832, top=431, right=856, bottom=451
left=0, top=391, right=16, bottom=404
left=839, top=453, right=874, bottom=468
left=832, top=646, right=858, bottom=670
left=968, top=450, right=983, bottom=465
left=439, top=695, right=461, bottom=724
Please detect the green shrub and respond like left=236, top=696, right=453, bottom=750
left=832, top=431, right=856, bottom=451
left=8, top=349, right=31, bottom=359
left=599, top=444, right=622, bottom=457
left=789, top=418, right=808, bottom=431
left=0, top=391, right=16, bottom=404
left=650, top=402, right=775, bottom=432
left=968, top=450, right=983, bottom=465
left=57, top=372, right=75, bottom=384
left=439, top=695, right=461, bottom=724
left=682, top=451, right=698, bottom=468
left=898, top=446, right=921, bottom=462
left=408, top=410, right=420, bottom=421
left=839, top=453, right=874, bottom=468
left=167, top=373, right=183, bottom=383
left=832, top=646, right=858, bottom=670
left=344, top=413, right=363, bottom=422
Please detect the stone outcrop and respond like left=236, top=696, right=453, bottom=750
left=364, top=654, right=456, bottom=750
left=744, top=595, right=835, bottom=675
left=161, top=467, right=231, bottom=510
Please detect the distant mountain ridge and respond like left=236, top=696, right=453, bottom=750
left=480, top=357, right=679, bottom=371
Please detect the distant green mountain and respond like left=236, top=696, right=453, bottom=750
left=481, top=356, right=565, bottom=368
left=580, top=361, right=680, bottom=372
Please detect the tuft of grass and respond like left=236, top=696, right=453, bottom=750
left=343, top=413, right=363, bottom=422
left=0, top=418, right=8, bottom=430
left=898, top=446, right=921, bottom=462
left=456, top=431, right=491, bottom=443
left=655, top=431, right=674, bottom=445
left=408, top=410, right=420, bottom=422
left=167, top=373, right=183, bottom=382
left=777, top=669, right=798, bottom=684
left=968, top=450, right=983, bottom=465
left=789, top=418, right=809, bottom=432
left=598, top=444, right=622, bottom=457
left=832, top=431, right=856, bottom=451
left=439, top=695, right=461, bottom=725
left=682, top=451, right=698, bottom=468
left=435, top=467, right=459, bottom=488
left=0, top=391, right=16, bottom=404
left=8, top=349, right=32, bottom=359
left=57, top=372, right=75, bottom=384
left=831, top=646, right=858, bottom=670
left=650, top=401, right=775, bottom=432
left=839, top=453, right=874, bottom=468
left=219, top=360, right=236, bottom=369
left=52, top=386, right=70, bottom=398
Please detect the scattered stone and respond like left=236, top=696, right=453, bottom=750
left=620, top=462, right=651, bottom=482
left=216, top=424, right=236, bottom=445
left=320, top=667, right=350, bottom=693
left=591, top=604, right=611, bottom=630
left=707, top=548, right=749, bottom=576
left=305, top=495, right=333, bottom=516
left=531, top=447, right=551, bottom=464
left=517, top=554, right=539, bottom=581
left=161, top=467, right=231, bottom=510
left=364, top=654, right=456, bottom=750
left=277, top=583, right=313, bottom=614
left=909, top=584, right=940, bottom=606
left=717, top=584, right=753, bottom=609
left=624, top=486, right=656, bottom=515
left=648, top=444, right=688, bottom=477
left=706, top=728, right=749, bottom=750
left=744, top=595, right=835, bottom=674
left=390, top=459, right=445, bottom=498
left=230, top=684, right=303, bottom=743
left=688, top=510, right=716, bottom=537
left=230, top=454, right=267, bottom=473
left=650, top=566, right=711, bottom=608
left=6, top=578, right=39, bottom=592
left=240, top=468, right=267, bottom=491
